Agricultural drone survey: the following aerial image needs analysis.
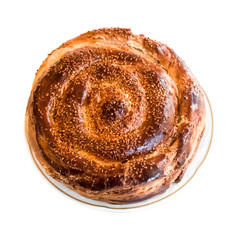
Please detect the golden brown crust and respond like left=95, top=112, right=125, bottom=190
left=25, top=28, right=206, bottom=204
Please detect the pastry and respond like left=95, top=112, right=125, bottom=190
left=25, top=28, right=206, bottom=204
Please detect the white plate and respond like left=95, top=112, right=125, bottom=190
left=29, top=91, right=213, bottom=211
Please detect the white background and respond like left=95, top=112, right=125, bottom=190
left=1, top=0, right=239, bottom=239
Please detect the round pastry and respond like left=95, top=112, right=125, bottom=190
left=26, top=28, right=206, bottom=204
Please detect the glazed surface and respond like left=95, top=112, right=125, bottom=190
left=26, top=28, right=206, bottom=203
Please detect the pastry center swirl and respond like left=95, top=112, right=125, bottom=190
left=33, top=47, right=177, bottom=162
left=101, top=99, right=126, bottom=122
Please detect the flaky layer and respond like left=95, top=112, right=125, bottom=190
left=26, top=28, right=206, bottom=204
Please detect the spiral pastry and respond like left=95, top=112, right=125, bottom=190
left=26, top=28, right=206, bottom=204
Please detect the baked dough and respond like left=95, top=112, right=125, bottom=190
left=26, top=28, right=206, bottom=204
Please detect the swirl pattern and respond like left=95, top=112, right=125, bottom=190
left=26, top=28, right=206, bottom=203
